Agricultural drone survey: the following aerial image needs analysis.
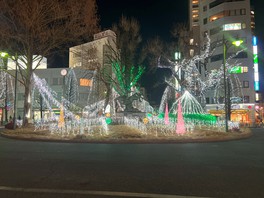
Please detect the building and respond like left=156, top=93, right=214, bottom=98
left=188, top=0, right=261, bottom=124
left=69, top=30, right=117, bottom=102
left=1, top=67, right=96, bottom=123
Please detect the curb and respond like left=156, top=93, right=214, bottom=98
left=0, top=130, right=253, bottom=144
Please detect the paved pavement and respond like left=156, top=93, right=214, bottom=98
left=0, top=128, right=263, bottom=198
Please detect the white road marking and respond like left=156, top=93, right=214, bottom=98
left=0, top=185, right=207, bottom=197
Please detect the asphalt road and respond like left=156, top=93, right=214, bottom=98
left=0, top=128, right=263, bottom=198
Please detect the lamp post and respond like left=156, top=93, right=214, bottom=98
left=223, top=35, right=243, bottom=132
left=61, top=69, right=67, bottom=98
left=13, top=57, right=18, bottom=129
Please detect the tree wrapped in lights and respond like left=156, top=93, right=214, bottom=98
left=111, top=62, right=145, bottom=111
left=65, top=69, right=79, bottom=106
left=158, top=34, right=245, bottom=112
left=101, top=16, right=146, bottom=112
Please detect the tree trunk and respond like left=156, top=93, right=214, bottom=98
left=23, top=77, right=32, bottom=126
left=23, top=56, right=33, bottom=127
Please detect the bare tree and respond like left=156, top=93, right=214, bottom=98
left=0, top=0, right=99, bottom=126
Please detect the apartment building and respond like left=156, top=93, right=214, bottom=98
left=189, top=0, right=260, bottom=124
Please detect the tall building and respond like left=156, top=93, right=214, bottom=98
left=189, top=0, right=260, bottom=124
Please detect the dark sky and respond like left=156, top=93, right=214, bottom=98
left=50, top=0, right=264, bottom=67
left=97, top=0, right=188, bottom=41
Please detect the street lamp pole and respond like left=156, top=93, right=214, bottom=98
left=222, top=35, right=243, bottom=132
left=223, top=35, right=229, bottom=132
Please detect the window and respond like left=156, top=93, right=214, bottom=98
left=234, top=52, right=248, bottom=59
left=240, top=9, right=246, bottom=15
left=203, top=5, right=207, bottom=12
left=210, top=54, right=223, bottom=62
left=210, top=11, right=225, bottom=22
left=230, top=10, right=236, bottom=16
left=210, top=26, right=222, bottom=35
left=243, top=81, right=249, bottom=88
left=203, top=18, right=207, bottom=24
left=243, top=96, right=249, bottom=103
left=190, top=49, right=194, bottom=57
left=206, top=97, right=210, bottom=104
left=58, top=78, right=63, bottom=85
left=209, top=0, right=245, bottom=9
left=80, top=78, right=93, bottom=87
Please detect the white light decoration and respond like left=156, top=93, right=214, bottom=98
left=170, top=91, right=205, bottom=115
left=158, top=34, right=245, bottom=110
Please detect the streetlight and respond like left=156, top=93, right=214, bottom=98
left=223, top=35, right=243, bottom=132
left=60, top=69, right=67, bottom=98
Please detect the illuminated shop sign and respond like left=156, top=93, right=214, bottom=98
left=228, top=66, right=248, bottom=74
left=223, top=23, right=241, bottom=31
left=252, top=36, right=260, bottom=102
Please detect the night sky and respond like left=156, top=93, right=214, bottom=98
left=97, top=0, right=188, bottom=41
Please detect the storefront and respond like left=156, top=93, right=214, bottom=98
left=209, top=109, right=250, bottom=123
left=206, top=103, right=257, bottom=125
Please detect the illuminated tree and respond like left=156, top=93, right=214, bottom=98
left=65, top=69, right=79, bottom=105
left=0, top=0, right=99, bottom=126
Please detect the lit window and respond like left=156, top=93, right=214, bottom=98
left=243, top=81, right=249, bottom=88
left=242, top=67, right=248, bottom=73
left=256, top=93, right=260, bottom=101
left=190, top=49, right=194, bottom=57
left=190, top=39, right=194, bottom=45
left=80, top=79, right=93, bottom=86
